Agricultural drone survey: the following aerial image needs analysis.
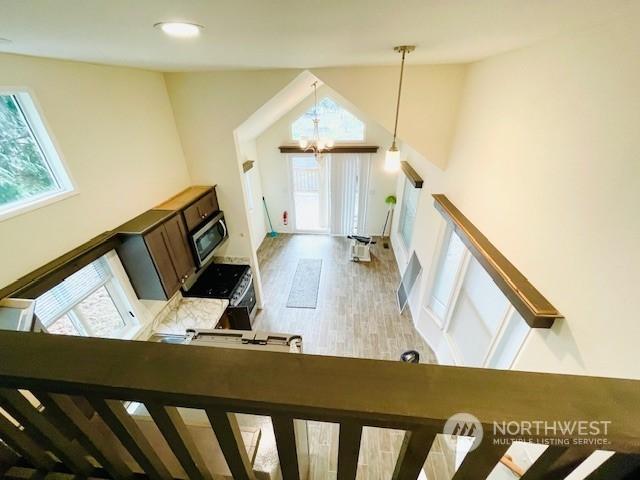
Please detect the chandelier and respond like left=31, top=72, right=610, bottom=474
left=299, top=81, right=334, bottom=157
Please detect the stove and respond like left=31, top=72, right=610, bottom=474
left=183, top=263, right=256, bottom=330
left=184, top=263, right=250, bottom=299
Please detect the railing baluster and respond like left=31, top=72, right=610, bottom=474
left=35, top=392, right=134, bottom=480
left=88, top=397, right=172, bottom=480
left=0, top=438, right=18, bottom=475
left=272, top=415, right=300, bottom=480
left=3, top=466, right=47, bottom=479
left=145, top=404, right=213, bottom=480
left=392, top=427, right=439, bottom=480
left=584, top=453, right=640, bottom=479
left=0, top=388, right=93, bottom=476
left=0, top=409, right=56, bottom=472
left=337, top=420, right=363, bottom=480
left=451, top=440, right=508, bottom=480
left=205, top=409, right=256, bottom=480
left=520, top=446, right=592, bottom=479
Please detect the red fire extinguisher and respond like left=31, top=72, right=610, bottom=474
left=283, top=211, right=288, bottom=226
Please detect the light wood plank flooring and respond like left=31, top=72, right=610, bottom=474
left=254, top=234, right=435, bottom=361
left=253, top=234, right=450, bottom=480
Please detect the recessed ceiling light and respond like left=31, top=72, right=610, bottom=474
left=154, top=22, right=203, bottom=38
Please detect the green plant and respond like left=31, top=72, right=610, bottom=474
left=385, top=195, right=397, bottom=206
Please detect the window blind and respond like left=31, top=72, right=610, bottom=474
left=35, top=257, right=112, bottom=326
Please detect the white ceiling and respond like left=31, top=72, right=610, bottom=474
left=0, top=0, right=633, bottom=71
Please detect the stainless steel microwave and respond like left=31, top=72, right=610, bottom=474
left=190, top=212, right=228, bottom=267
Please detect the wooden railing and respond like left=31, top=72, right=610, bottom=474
left=0, top=330, right=639, bottom=479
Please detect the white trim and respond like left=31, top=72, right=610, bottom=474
left=0, top=88, right=78, bottom=222
left=481, top=305, right=515, bottom=367
left=0, top=189, right=78, bottom=222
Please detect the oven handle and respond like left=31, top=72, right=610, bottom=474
left=234, top=275, right=253, bottom=304
left=220, top=218, right=228, bottom=239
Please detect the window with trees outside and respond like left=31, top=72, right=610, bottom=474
left=0, top=92, right=74, bottom=220
left=291, top=97, right=365, bottom=142
left=35, top=256, right=138, bottom=339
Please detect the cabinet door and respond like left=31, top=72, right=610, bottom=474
left=144, top=226, right=180, bottom=297
left=163, top=215, right=196, bottom=282
left=198, top=191, right=219, bottom=218
left=184, top=190, right=219, bottom=231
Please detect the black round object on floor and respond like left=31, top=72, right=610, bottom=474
left=400, top=350, right=420, bottom=363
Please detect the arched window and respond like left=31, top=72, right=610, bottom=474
left=291, top=97, right=365, bottom=142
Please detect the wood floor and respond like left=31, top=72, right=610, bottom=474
left=253, top=234, right=449, bottom=480
left=254, top=234, right=435, bottom=361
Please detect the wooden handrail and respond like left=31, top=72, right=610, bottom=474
left=433, top=194, right=562, bottom=328
left=0, top=331, right=638, bottom=479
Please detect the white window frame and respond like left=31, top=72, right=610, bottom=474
left=41, top=257, right=139, bottom=339
left=290, top=95, right=367, bottom=144
left=425, top=225, right=531, bottom=369
left=0, top=89, right=77, bottom=222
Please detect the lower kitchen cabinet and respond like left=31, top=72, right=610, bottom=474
left=225, top=306, right=252, bottom=330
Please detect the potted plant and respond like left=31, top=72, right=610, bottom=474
left=381, top=195, right=397, bottom=248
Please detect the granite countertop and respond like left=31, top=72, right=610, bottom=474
left=153, top=296, right=229, bottom=335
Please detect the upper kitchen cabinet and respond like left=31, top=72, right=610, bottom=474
left=117, top=210, right=196, bottom=300
left=156, top=185, right=219, bottom=232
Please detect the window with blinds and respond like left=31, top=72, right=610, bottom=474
left=35, top=256, right=136, bottom=338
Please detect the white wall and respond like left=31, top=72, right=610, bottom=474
left=256, top=85, right=396, bottom=235
left=0, top=53, right=191, bottom=288
left=164, top=66, right=467, bottom=253
left=237, top=138, right=267, bottom=250
left=395, top=9, right=640, bottom=380
left=164, top=69, right=302, bottom=259
left=313, top=65, right=467, bottom=169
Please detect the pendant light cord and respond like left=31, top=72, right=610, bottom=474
left=392, top=49, right=407, bottom=146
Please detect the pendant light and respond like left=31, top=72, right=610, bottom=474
left=385, top=45, right=415, bottom=173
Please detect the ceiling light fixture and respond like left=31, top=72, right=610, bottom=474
left=299, top=81, right=334, bottom=158
left=154, top=22, right=203, bottom=38
left=385, top=45, right=415, bottom=173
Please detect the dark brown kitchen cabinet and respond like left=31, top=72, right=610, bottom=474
left=116, top=210, right=196, bottom=300
left=183, top=190, right=219, bottom=231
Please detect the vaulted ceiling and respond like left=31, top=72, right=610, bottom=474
left=0, top=0, right=633, bottom=70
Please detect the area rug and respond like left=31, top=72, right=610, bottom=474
left=286, top=259, right=322, bottom=309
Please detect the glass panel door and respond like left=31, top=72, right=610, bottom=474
left=291, top=154, right=329, bottom=232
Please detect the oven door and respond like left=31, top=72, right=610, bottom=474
left=191, top=213, right=228, bottom=267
